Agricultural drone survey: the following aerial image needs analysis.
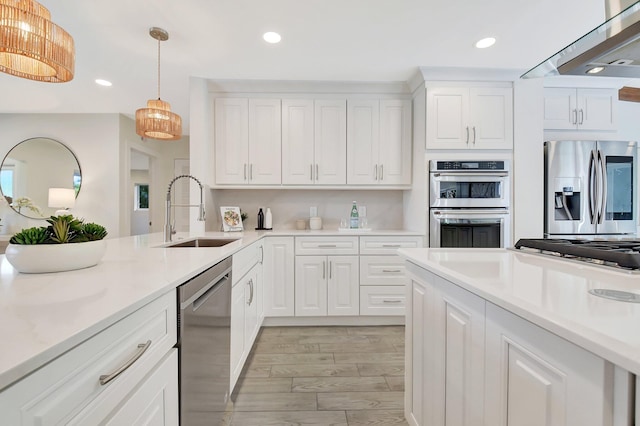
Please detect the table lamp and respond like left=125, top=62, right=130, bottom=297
left=48, top=188, right=76, bottom=216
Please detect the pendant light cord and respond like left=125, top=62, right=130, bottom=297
left=157, top=38, right=161, bottom=100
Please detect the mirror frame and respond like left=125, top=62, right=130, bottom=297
left=0, top=137, right=82, bottom=219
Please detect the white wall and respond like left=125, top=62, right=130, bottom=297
left=210, top=189, right=404, bottom=231
left=0, top=114, right=121, bottom=237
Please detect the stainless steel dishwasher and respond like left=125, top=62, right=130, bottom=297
left=177, top=257, right=232, bottom=426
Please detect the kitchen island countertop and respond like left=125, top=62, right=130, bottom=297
left=399, top=247, right=640, bottom=375
left=0, top=228, right=421, bottom=391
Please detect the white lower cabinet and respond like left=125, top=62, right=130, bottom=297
left=230, top=241, right=263, bottom=391
left=294, top=255, right=359, bottom=316
left=0, top=291, right=178, bottom=426
left=406, top=263, right=618, bottom=426
left=263, top=237, right=295, bottom=317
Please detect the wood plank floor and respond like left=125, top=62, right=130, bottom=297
left=223, top=325, right=408, bottom=426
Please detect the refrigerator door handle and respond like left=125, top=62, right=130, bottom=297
left=597, top=150, right=607, bottom=224
left=588, top=149, right=597, bottom=224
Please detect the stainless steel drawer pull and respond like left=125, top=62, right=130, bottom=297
left=382, top=269, right=402, bottom=273
left=99, top=340, right=152, bottom=386
left=318, top=244, right=337, bottom=248
left=382, top=244, right=401, bottom=248
left=382, top=299, right=402, bottom=304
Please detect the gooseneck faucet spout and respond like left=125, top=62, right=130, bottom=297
left=165, top=174, right=205, bottom=242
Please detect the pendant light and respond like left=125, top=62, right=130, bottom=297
left=135, top=27, right=182, bottom=141
left=0, top=0, right=75, bottom=82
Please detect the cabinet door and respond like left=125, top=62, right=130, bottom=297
left=347, top=99, right=380, bottom=185
left=543, top=87, right=578, bottom=130
left=244, top=267, right=260, bottom=350
left=263, top=237, right=295, bottom=317
left=485, top=303, right=614, bottom=426
left=327, top=255, right=359, bottom=316
left=426, top=87, right=469, bottom=149
left=295, top=256, right=327, bottom=316
left=105, top=350, right=178, bottom=426
left=215, top=98, right=249, bottom=184
left=282, top=99, right=315, bottom=184
left=406, top=277, right=431, bottom=426
left=469, top=87, right=513, bottom=149
left=315, top=99, right=347, bottom=184
left=578, top=88, right=616, bottom=131
left=230, top=282, right=246, bottom=386
left=359, top=255, right=407, bottom=286
left=379, top=99, right=412, bottom=184
left=248, top=99, right=282, bottom=184
left=431, top=274, right=485, bottom=426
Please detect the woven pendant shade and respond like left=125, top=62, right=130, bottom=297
left=136, top=98, right=182, bottom=140
left=0, top=0, right=74, bottom=82
left=135, top=27, right=182, bottom=141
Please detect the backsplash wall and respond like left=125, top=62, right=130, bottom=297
left=209, top=189, right=405, bottom=231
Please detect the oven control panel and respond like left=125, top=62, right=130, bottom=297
left=432, top=160, right=507, bottom=171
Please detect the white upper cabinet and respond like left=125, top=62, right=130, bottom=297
left=282, top=99, right=347, bottom=185
left=347, top=99, right=411, bottom=185
left=543, top=87, right=617, bottom=131
left=215, top=98, right=282, bottom=185
left=426, top=86, right=513, bottom=150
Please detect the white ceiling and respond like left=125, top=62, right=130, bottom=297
left=0, top=0, right=613, bottom=132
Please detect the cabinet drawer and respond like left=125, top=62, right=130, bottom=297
left=360, top=286, right=406, bottom=316
left=233, top=240, right=263, bottom=284
left=295, top=236, right=359, bottom=255
left=360, top=256, right=407, bottom=286
left=0, top=291, right=177, bottom=425
left=359, top=236, right=422, bottom=255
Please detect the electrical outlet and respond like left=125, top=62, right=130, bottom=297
left=310, top=206, right=318, bottom=217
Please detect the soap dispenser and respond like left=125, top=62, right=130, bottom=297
left=257, top=208, right=264, bottom=229
left=265, top=208, right=273, bottom=229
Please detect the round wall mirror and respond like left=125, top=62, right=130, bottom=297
left=0, top=137, right=82, bottom=219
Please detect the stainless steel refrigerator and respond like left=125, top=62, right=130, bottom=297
left=544, top=140, right=637, bottom=237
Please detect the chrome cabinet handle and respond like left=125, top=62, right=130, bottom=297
left=380, top=164, right=383, bottom=180
left=374, top=164, right=378, bottom=180
left=382, top=269, right=402, bottom=273
left=322, top=261, right=326, bottom=279
left=382, top=299, right=402, bottom=304
left=318, top=244, right=337, bottom=248
left=310, top=164, right=313, bottom=181
left=466, top=126, right=469, bottom=144
left=99, top=340, right=152, bottom=386
left=244, top=164, right=247, bottom=180
left=573, top=109, right=578, bottom=125
left=259, top=246, right=264, bottom=264
left=382, top=244, right=401, bottom=248
left=472, top=126, right=476, bottom=144
left=316, top=164, right=319, bottom=181
left=250, top=164, right=253, bottom=180
left=329, top=261, right=332, bottom=279
left=247, top=278, right=254, bottom=305
left=579, top=109, right=584, bottom=125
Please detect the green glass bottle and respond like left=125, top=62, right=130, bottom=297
left=350, top=201, right=359, bottom=229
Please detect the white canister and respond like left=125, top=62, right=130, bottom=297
left=309, top=216, right=322, bottom=230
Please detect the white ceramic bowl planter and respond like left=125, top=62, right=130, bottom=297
left=5, top=239, right=107, bottom=274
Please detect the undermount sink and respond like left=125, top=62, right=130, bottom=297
left=163, top=238, right=239, bottom=248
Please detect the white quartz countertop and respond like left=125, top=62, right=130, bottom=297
left=0, top=228, right=419, bottom=391
left=398, top=248, right=640, bottom=376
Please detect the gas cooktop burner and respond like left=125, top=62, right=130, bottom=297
left=514, top=238, right=640, bottom=270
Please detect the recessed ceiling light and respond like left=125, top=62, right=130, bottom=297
left=586, top=66, right=605, bottom=74
left=95, top=79, right=112, bottom=87
left=263, top=32, right=282, bottom=44
left=475, top=37, right=496, bottom=49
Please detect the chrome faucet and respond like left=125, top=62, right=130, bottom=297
left=165, top=174, right=205, bottom=242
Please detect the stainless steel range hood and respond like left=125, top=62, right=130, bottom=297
left=522, top=0, right=640, bottom=78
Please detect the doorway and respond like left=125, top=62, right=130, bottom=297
left=130, top=150, right=152, bottom=236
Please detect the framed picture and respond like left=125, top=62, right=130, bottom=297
left=220, top=206, right=243, bottom=232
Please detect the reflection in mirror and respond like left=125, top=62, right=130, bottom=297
left=0, top=138, right=81, bottom=219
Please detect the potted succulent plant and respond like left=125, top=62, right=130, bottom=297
left=6, top=214, right=108, bottom=273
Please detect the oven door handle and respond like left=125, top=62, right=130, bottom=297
left=432, top=172, right=508, bottom=178
left=432, top=209, right=510, bottom=216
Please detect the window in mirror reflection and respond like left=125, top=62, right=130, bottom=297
left=135, top=184, right=149, bottom=210
left=1, top=167, right=14, bottom=200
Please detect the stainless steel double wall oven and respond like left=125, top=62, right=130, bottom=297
left=429, top=160, right=511, bottom=248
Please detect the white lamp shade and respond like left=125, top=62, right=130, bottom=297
left=48, top=188, right=76, bottom=209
